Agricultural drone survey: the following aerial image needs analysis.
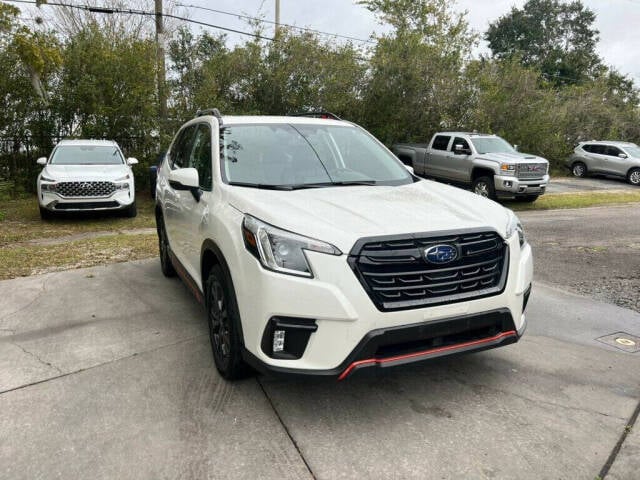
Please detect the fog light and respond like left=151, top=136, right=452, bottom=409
left=273, top=330, right=285, bottom=352
left=503, top=180, right=512, bottom=187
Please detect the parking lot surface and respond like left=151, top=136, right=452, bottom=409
left=1, top=255, right=639, bottom=479
left=545, top=176, right=637, bottom=193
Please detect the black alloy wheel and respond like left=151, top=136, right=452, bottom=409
left=205, top=265, right=250, bottom=380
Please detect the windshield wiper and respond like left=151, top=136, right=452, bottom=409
left=287, top=180, right=378, bottom=190
left=228, top=181, right=294, bottom=190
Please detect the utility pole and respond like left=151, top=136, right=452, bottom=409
left=155, top=0, right=167, bottom=135
left=274, top=0, right=280, bottom=39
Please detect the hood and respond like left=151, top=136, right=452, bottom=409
left=43, top=164, right=129, bottom=181
left=227, top=180, right=511, bottom=253
left=478, top=151, right=548, bottom=164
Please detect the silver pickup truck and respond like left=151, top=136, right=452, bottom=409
left=393, top=132, right=550, bottom=202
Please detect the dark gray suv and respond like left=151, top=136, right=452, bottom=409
left=567, top=141, right=640, bottom=186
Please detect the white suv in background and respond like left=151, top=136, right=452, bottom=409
left=155, top=110, right=533, bottom=380
left=36, top=139, right=138, bottom=219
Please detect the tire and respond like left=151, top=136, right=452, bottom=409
left=516, top=195, right=539, bottom=203
left=124, top=201, right=137, bottom=218
left=627, top=168, right=640, bottom=186
left=205, top=265, right=250, bottom=380
left=572, top=162, right=587, bottom=178
left=472, top=176, right=496, bottom=200
left=157, top=215, right=176, bottom=277
left=39, top=206, right=53, bottom=220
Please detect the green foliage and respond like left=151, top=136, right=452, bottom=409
left=486, top=0, right=602, bottom=85
left=359, top=0, right=476, bottom=144
left=0, top=0, right=639, bottom=197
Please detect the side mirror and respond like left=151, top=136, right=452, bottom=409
left=405, top=165, right=415, bottom=175
left=169, top=167, right=199, bottom=190
left=36, top=157, right=47, bottom=165
left=513, top=144, right=519, bottom=151
left=454, top=144, right=471, bottom=155
left=619, top=153, right=628, bottom=159
left=127, top=157, right=139, bottom=166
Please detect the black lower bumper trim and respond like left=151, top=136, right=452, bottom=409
left=242, top=308, right=520, bottom=380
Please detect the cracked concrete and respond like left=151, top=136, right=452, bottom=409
left=10, top=342, right=63, bottom=375
left=0, top=259, right=638, bottom=479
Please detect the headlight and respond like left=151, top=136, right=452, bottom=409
left=114, top=175, right=131, bottom=190
left=242, top=215, right=342, bottom=277
left=500, top=163, right=516, bottom=175
left=40, top=176, right=57, bottom=191
left=505, top=209, right=525, bottom=247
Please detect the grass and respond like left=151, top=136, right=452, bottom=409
left=0, top=233, right=158, bottom=280
left=0, top=188, right=639, bottom=280
left=0, top=194, right=155, bottom=246
left=506, top=190, right=640, bottom=211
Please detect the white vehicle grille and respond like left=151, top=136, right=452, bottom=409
left=56, top=181, right=116, bottom=197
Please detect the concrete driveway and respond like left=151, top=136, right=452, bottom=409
left=1, top=259, right=639, bottom=479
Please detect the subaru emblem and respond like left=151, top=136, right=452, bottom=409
left=424, top=244, right=458, bottom=264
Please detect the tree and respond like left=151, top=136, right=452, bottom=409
left=485, top=0, right=602, bottom=85
left=359, top=0, right=477, bottom=144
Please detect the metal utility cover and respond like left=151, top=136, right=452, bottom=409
left=596, top=332, right=640, bottom=353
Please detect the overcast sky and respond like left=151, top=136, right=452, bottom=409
left=179, top=0, right=640, bottom=82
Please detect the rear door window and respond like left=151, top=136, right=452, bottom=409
left=432, top=135, right=451, bottom=151
left=584, top=144, right=606, bottom=155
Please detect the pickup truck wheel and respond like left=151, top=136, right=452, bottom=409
left=628, top=168, right=640, bottom=186
left=473, top=177, right=496, bottom=200
left=157, top=217, right=176, bottom=277
left=572, top=162, right=587, bottom=178
left=206, top=265, right=250, bottom=380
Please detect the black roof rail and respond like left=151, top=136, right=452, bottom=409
left=289, top=111, right=341, bottom=120
left=195, top=108, right=223, bottom=125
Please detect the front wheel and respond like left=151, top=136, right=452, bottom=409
left=572, top=162, right=587, bottom=178
left=205, top=265, right=250, bottom=380
left=39, top=206, right=53, bottom=220
left=124, top=201, right=137, bottom=218
left=473, top=176, right=496, bottom=200
left=627, top=168, right=640, bottom=186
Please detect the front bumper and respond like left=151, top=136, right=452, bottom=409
left=38, top=189, right=135, bottom=212
left=494, top=174, right=549, bottom=197
left=235, top=233, right=533, bottom=378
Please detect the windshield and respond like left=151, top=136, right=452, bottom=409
left=219, top=123, right=413, bottom=188
left=470, top=137, right=516, bottom=155
left=623, top=145, right=640, bottom=158
left=50, top=145, right=124, bottom=165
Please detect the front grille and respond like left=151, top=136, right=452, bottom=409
left=349, top=230, right=509, bottom=311
left=56, top=181, right=116, bottom=198
left=516, top=163, right=547, bottom=179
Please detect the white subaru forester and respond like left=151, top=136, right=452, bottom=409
left=155, top=110, right=533, bottom=380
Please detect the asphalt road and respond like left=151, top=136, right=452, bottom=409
left=1, top=208, right=639, bottom=479
left=520, top=204, right=640, bottom=313
left=545, top=176, right=637, bottom=194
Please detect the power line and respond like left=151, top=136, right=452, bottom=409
left=175, top=2, right=375, bottom=44
left=2, top=0, right=275, bottom=41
